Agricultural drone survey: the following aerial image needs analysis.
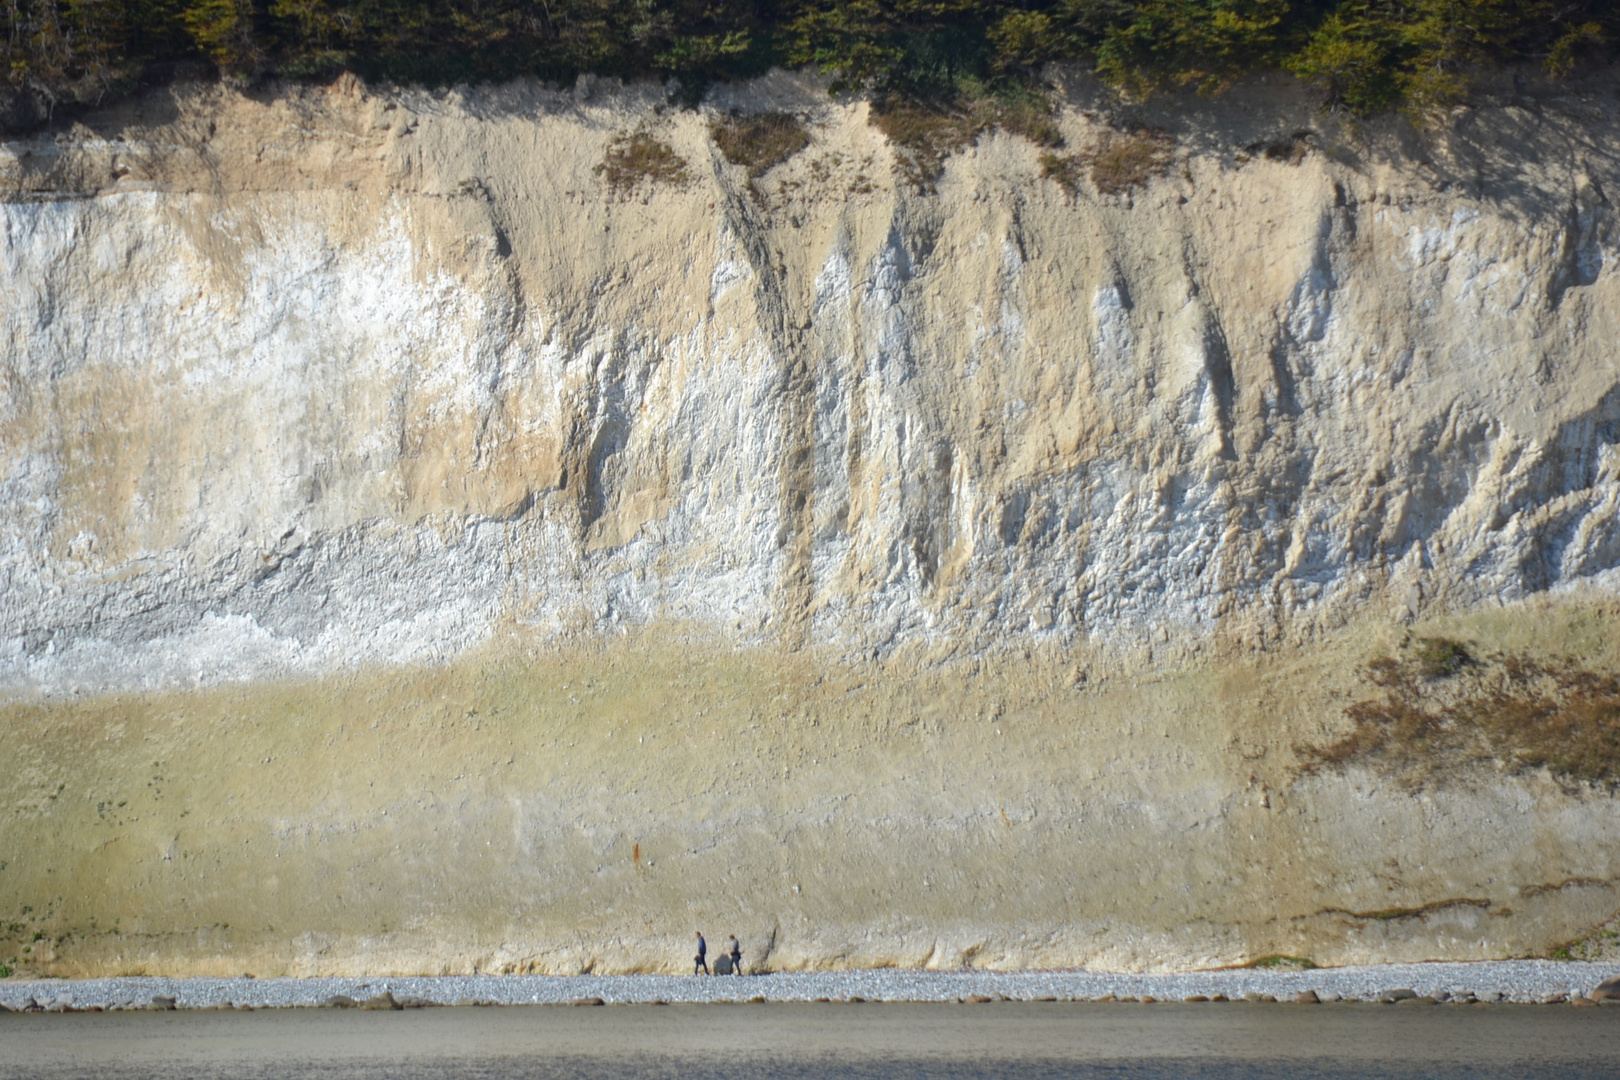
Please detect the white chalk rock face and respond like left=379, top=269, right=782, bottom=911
left=5, top=75, right=1620, bottom=978
left=1, top=75, right=1618, bottom=694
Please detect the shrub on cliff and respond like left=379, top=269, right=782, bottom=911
left=1302, top=640, right=1620, bottom=789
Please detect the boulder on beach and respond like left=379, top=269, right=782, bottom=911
left=1590, top=976, right=1620, bottom=1002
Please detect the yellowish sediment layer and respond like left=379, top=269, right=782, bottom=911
left=5, top=598, right=1619, bottom=977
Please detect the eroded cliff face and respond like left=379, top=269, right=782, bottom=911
left=2, top=71, right=1619, bottom=975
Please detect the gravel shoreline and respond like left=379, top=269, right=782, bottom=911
left=4, top=962, right=1620, bottom=1011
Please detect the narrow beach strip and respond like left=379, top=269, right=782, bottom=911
left=4, top=961, right=1619, bottom=1011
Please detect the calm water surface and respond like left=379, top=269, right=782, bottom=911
left=2, top=1002, right=1617, bottom=1079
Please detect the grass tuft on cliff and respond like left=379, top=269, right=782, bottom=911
left=871, top=79, right=1061, bottom=190
left=711, top=111, right=811, bottom=178
left=1040, top=125, right=1171, bottom=197
left=1301, top=637, right=1620, bottom=789
left=596, top=130, right=692, bottom=194
left=1088, top=127, right=1173, bottom=194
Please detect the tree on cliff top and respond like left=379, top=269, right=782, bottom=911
left=3, top=1, right=1616, bottom=119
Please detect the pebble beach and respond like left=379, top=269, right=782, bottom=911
left=5, top=961, right=1620, bottom=1012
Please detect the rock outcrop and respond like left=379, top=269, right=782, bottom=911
left=1, top=69, right=1618, bottom=975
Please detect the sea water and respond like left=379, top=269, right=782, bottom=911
left=2, top=1002, right=1616, bottom=1079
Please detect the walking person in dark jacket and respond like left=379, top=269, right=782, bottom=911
left=728, top=935, right=742, bottom=975
left=693, top=932, right=709, bottom=975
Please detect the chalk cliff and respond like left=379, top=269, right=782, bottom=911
left=2, top=70, right=1619, bottom=976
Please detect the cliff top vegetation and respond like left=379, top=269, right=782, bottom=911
left=4, top=1, right=1617, bottom=126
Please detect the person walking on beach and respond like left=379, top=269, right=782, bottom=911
left=694, top=931, right=709, bottom=975
left=728, top=935, right=742, bottom=976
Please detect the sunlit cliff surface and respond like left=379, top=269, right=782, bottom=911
left=2, top=70, right=1619, bottom=975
